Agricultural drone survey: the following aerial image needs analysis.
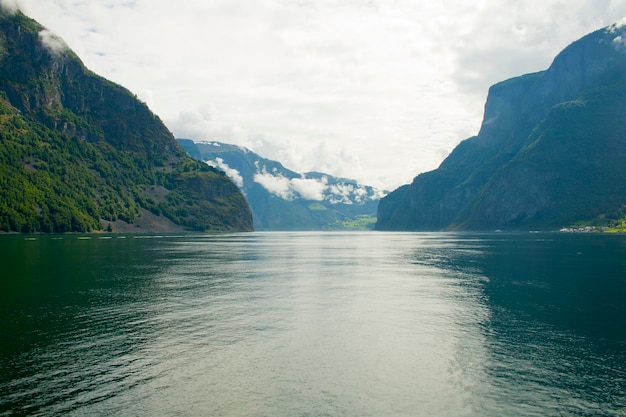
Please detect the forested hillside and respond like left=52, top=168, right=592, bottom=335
left=0, top=8, right=252, bottom=233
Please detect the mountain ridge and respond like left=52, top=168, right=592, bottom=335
left=376, top=21, right=626, bottom=231
left=178, top=139, right=385, bottom=230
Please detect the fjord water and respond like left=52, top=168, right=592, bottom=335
left=1, top=232, right=625, bottom=416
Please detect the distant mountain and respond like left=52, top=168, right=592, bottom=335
left=178, top=140, right=386, bottom=230
left=0, top=8, right=252, bottom=233
left=376, top=21, right=626, bottom=231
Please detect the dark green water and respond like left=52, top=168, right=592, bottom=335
left=1, top=232, right=625, bottom=416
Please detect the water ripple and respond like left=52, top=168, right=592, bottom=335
left=1, top=232, right=626, bottom=416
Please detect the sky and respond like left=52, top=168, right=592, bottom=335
left=3, top=0, right=626, bottom=190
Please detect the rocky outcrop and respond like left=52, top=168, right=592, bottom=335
left=376, top=22, right=626, bottom=231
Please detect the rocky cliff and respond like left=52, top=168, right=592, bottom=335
left=376, top=21, right=626, bottom=231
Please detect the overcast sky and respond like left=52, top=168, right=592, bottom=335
left=4, top=0, right=626, bottom=190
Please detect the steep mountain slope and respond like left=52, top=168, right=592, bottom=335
left=178, top=140, right=385, bottom=230
left=0, top=9, right=252, bottom=233
left=376, top=21, right=626, bottom=231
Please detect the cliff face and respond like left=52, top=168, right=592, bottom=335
left=376, top=22, right=626, bottom=231
left=0, top=9, right=252, bottom=233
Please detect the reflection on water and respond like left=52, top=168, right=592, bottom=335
left=1, top=232, right=625, bottom=416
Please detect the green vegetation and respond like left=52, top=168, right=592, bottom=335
left=307, top=203, right=327, bottom=211
left=606, top=216, right=626, bottom=233
left=341, top=215, right=377, bottom=230
left=0, top=10, right=252, bottom=233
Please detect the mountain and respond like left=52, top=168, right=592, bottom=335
left=376, top=21, right=626, bottom=231
left=178, top=140, right=386, bottom=230
left=0, top=8, right=252, bottom=233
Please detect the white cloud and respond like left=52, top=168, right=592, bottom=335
left=329, top=183, right=355, bottom=204
left=206, top=158, right=244, bottom=188
left=613, top=35, right=626, bottom=48
left=291, top=176, right=327, bottom=201
left=352, top=186, right=369, bottom=203
left=252, top=162, right=385, bottom=203
left=38, top=29, right=68, bottom=55
left=13, top=0, right=626, bottom=190
left=253, top=166, right=330, bottom=202
left=0, top=0, right=19, bottom=14
left=253, top=169, right=294, bottom=200
left=609, top=17, right=626, bottom=31
left=609, top=19, right=626, bottom=49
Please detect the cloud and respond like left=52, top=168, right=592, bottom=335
left=0, top=0, right=19, bottom=14
left=38, top=29, right=69, bottom=55
left=168, top=105, right=251, bottom=144
left=206, top=158, right=244, bottom=188
left=253, top=168, right=294, bottom=200
left=328, top=183, right=355, bottom=204
left=291, top=176, right=327, bottom=201
left=253, top=165, right=329, bottom=201
left=252, top=163, right=385, bottom=203
left=609, top=17, right=626, bottom=31
left=613, top=35, right=626, bottom=49
left=609, top=19, right=626, bottom=49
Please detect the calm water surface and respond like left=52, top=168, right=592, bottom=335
left=1, top=232, right=625, bottom=416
